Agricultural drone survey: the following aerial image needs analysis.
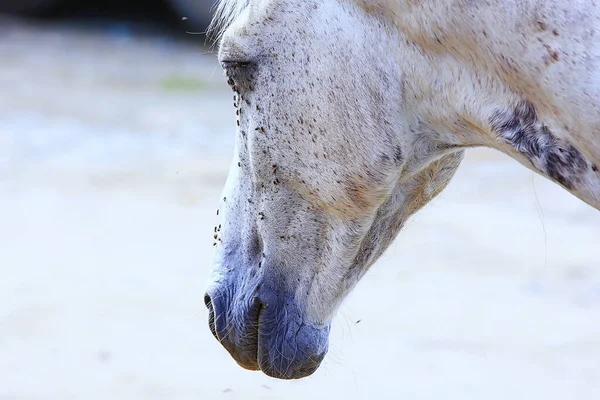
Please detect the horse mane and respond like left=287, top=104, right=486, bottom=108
left=208, top=0, right=250, bottom=40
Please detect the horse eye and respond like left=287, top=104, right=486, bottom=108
left=221, top=61, right=252, bottom=70
left=223, top=61, right=256, bottom=93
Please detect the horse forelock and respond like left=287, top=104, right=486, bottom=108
left=208, top=0, right=251, bottom=40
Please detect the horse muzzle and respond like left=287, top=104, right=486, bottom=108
left=204, top=284, right=330, bottom=379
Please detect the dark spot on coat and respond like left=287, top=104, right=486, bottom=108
left=490, top=101, right=588, bottom=190
left=379, top=154, right=390, bottom=164
left=593, top=164, right=598, bottom=172
left=545, top=146, right=588, bottom=188
left=537, top=21, right=547, bottom=31
left=544, top=44, right=559, bottom=63
left=394, top=146, right=403, bottom=164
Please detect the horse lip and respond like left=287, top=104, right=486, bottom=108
left=218, top=326, right=261, bottom=371
left=234, top=298, right=263, bottom=371
left=214, top=294, right=262, bottom=371
left=234, top=358, right=261, bottom=371
left=206, top=288, right=328, bottom=379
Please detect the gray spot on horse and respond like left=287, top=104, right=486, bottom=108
left=489, top=101, right=588, bottom=189
left=394, top=145, right=403, bottom=164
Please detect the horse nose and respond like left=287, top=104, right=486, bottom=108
left=204, top=291, right=262, bottom=339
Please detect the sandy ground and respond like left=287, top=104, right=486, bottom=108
left=1, top=18, right=599, bottom=400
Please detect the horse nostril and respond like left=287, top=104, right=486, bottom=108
left=249, top=295, right=263, bottom=323
left=204, top=293, right=217, bottom=339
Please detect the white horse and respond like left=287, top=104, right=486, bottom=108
left=204, top=0, right=600, bottom=379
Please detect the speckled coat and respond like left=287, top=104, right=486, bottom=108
left=204, top=0, right=600, bottom=379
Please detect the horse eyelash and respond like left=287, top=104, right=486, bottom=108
left=221, top=60, right=252, bottom=69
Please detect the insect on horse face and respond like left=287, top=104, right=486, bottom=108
left=204, top=0, right=464, bottom=379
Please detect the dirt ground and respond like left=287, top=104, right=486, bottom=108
left=1, top=17, right=599, bottom=400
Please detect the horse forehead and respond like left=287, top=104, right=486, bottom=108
left=223, top=0, right=366, bottom=37
left=225, top=0, right=308, bottom=31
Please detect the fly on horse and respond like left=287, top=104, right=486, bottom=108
left=204, top=0, right=600, bottom=379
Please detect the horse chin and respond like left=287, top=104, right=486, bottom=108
left=256, top=317, right=330, bottom=380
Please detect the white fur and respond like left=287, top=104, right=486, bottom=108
left=208, top=0, right=600, bottom=328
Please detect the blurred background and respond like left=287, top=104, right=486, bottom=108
left=1, top=1, right=599, bottom=399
